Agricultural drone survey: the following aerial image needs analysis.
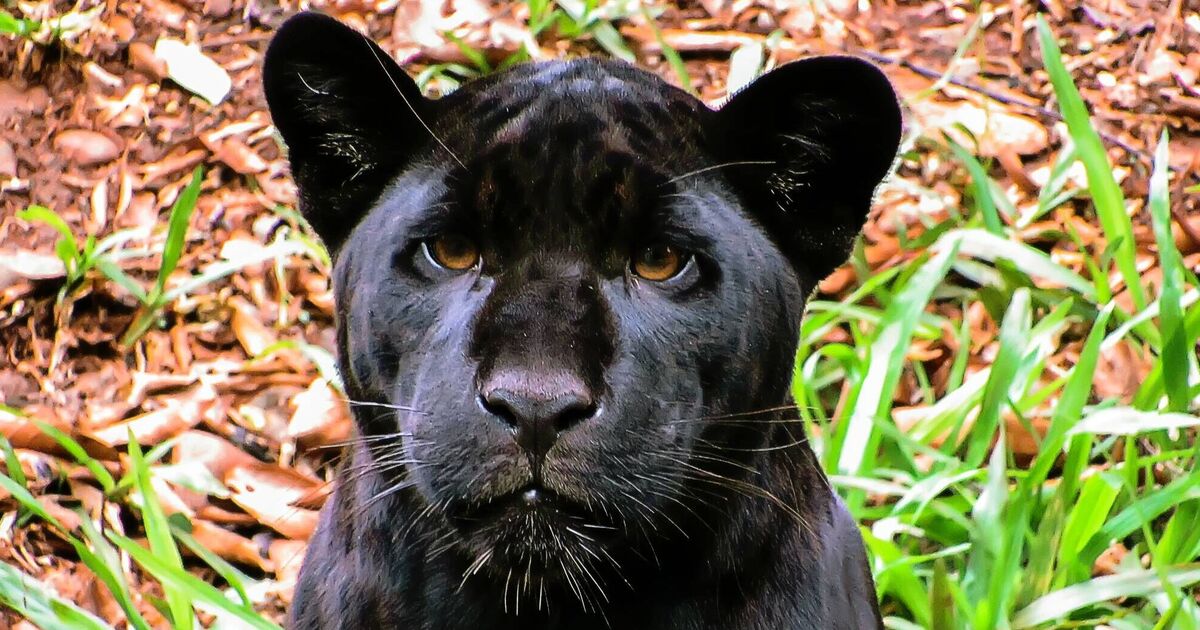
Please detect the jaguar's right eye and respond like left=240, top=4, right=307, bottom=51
left=423, top=234, right=480, bottom=271
left=632, top=243, right=686, bottom=281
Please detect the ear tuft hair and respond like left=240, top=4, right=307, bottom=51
left=713, top=56, right=902, bottom=283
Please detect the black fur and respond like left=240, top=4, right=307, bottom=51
left=263, top=12, right=901, bottom=629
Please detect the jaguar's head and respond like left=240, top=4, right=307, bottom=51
left=264, top=12, right=900, bottom=609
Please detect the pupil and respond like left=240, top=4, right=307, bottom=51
left=444, top=238, right=469, bottom=259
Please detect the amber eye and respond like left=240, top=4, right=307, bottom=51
left=426, top=234, right=480, bottom=271
left=632, top=243, right=685, bottom=281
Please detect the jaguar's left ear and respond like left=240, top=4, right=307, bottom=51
left=712, top=56, right=902, bottom=284
left=263, top=12, right=436, bottom=255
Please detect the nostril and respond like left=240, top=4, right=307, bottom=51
left=553, top=399, right=598, bottom=433
left=478, top=393, right=518, bottom=428
left=479, top=386, right=597, bottom=437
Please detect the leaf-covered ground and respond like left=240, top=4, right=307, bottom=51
left=1, top=1, right=1199, bottom=628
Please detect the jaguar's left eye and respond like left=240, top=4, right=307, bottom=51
left=632, top=243, right=686, bottom=281
left=425, top=234, right=480, bottom=271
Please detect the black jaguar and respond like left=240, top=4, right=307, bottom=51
left=263, top=12, right=901, bottom=628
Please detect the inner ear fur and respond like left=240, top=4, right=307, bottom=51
left=263, top=11, right=434, bottom=253
left=712, top=56, right=903, bottom=283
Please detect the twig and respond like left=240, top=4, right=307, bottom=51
left=856, top=50, right=1157, bottom=168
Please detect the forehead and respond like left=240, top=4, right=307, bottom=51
left=422, top=59, right=712, bottom=241
left=443, top=58, right=706, bottom=158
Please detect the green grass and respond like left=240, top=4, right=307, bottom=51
left=794, top=19, right=1200, bottom=628
left=17, top=166, right=312, bottom=347
left=0, top=5, right=104, bottom=43
left=15, top=205, right=153, bottom=308
left=120, top=167, right=205, bottom=346
left=417, top=0, right=639, bottom=93
left=2, top=9, right=1198, bottom=629
left=0, top=424, right=282, bottom=629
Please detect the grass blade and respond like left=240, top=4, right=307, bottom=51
left=836, top=243, right=958, bottom=480
left=0, top=470, right=67, bottom=530
left=930, top=558, right=955, bottom=630
left=108, top=534, right=281, bottom=630
left=95, top=258, right=148, bottom=304
left=1082, top=467, right=1200, bottom=564
left=171, top=519, right=255, bottom=608
left=154, top=167, right=203, bottom=300
left=966, top=434, right=1012, bottom=627
left=127, top=435, right=193, bottom=629
left=35, top=421, right=115, bottom=493
left=0, top=434, right=27, bottom=488
left=965, top=287, right=1031, bottom=466
left=1069, top=406, right=1200, bottom=435
left=641, top=7, right=696, bottom=97
left=553, top=0, right=636, bottom=63
left=949, top=228, right=1094, bottom=297
left=18, top=205, right=81, bottom=274
left=1014, top=564, right=1200, bottom=627
left=0, top=561, right=113, bottom=630
left=1059, top=472, right=1122, bottom=577
left=946, top=136, right=1004, bottom=236
left=74, top=515, right=154, bottom=630
left=1037, top=15, right=1145, bottom=310
left=443, top=31, right=492, bottom=74
left=17, top=205, right=78, bottom=256
left=1148, top=131, right=1191, bottom=411
left=1026, top=302, right=1115, bottom=486
left=0, top=9, right=41, bottom=36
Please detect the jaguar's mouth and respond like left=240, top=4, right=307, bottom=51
left=449, top=484, right=596, bottom=527
left=447, top=483, right=625, bottom=582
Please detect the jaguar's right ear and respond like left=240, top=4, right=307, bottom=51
left=263, top=12, right=433, bottom=253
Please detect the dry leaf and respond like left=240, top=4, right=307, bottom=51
left=52, top=130, right=122, bottom=165
left=84, top=384, right=219, bottom=447
left=268, top=539, right=308, bottom=602
left=154, top=37, right=232, bottom=105
left=288, top=380, right=352, bottom=449
left=191, top=520, right=272, bottom=571
left=1094, top=341, right=1152, bottom=402
left=172, top=429, right=259, bottom=481
left=911, top=99, right=1050, bottom=156
left=226, top=462, right=324, bottom=540
left=128, top=42, right=169, bottom=80
left=229, top=296, right=276, bottom=357
left=0, top=250, right=66, bottom=290
left=0, top=139, right=16, bottom=177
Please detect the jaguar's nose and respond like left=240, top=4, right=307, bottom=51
left=479, top=369, right=598, bottom=461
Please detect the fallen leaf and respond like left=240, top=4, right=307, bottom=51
left=84, top=384, right=219, bottom=447
left=893, top=406, right=1048, bottom=457
left=1094, top=341, right=1152, bottom=402
left=226, top=462, right=323, bottom=540
left=154, top=37, right=232, bottom=105
left=1094, top=542, right=1128, bottom=576
left=210, top=137, right=268, bottom=174
left=288, top=379, right=352, bottom=449
left=268, top=539, right=308, bottom=600
left=0, top=250, right=66, bottom=290
left=229, top=295, right=276, bottom=357
left=128, top=42, right=169, bottom=80
left=53, top=130, right=122, bottom=165
left=0, top=139, right=16, bottom=177
left=191, top=520, right=271, bottom=571
left=912, top=99, right=1050, bottom=156
left=0, top=80, right=50, bottom=121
